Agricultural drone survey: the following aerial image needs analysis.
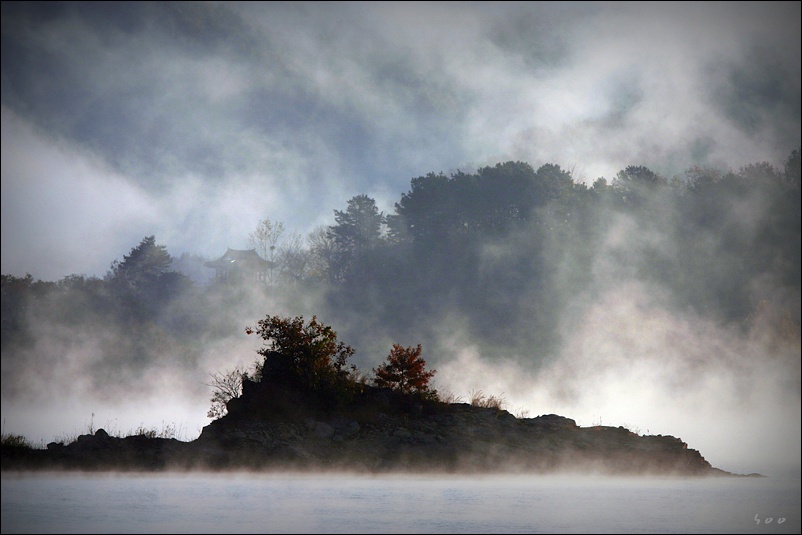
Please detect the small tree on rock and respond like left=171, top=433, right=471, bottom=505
left=373, top=343, right=437, bottom=399
left=245, top=315, right=358, bottom=405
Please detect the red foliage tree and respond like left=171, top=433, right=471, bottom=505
left=373, top=343, right=436, bottom=397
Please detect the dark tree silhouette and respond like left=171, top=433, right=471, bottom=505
left=328, top=194, right=385, bottom=282
left=108, top=236, right=172, bottom=288
left=245, top=315, right=356, bottom=399
left=106, top=236, right=191, bottom=317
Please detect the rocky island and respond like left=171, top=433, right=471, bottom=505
left=0, top=315, right=747, bottom=476
left=1, top=379, right=734, bottom=476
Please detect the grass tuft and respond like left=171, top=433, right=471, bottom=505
left=468, top=389, right=507, bottom=410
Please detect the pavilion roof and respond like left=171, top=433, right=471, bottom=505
left=204, top=248, right=274, bottom=269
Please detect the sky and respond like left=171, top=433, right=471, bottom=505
left=1, top=2, right=800, bottom=476
left=2, top=1, right=800, bottom=281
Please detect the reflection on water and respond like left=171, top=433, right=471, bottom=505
left=2, top=472, right=800, bottom=534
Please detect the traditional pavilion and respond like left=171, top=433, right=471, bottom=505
left=204, top=248, right=273, bottom=282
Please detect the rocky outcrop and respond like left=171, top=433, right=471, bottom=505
left=1, top=382, right=736, bottom=475
left=1, top=429, right=190, bottom=471
left=190, top=402, right=726, bottom=475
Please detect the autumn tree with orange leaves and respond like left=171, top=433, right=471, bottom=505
left=373, top=343, right=437, bottom=399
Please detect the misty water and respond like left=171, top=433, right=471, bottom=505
left=1, top=472, right=799, bottom=534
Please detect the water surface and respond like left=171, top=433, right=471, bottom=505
left=2, top=472, right=799, bottom=533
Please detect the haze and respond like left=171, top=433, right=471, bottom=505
left=1, top=2, right=799, bottom=477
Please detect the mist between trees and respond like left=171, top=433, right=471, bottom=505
left=1, top=151, right=800, bottom=420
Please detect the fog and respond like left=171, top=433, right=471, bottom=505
left=435, top=280, right=801, bottom=476
left=1, top=2, right=800, bottom=478
left=4, top=473, right=800, bottom=533
left=3, top=2, right=799, bottom=279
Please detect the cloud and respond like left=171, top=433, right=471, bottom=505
left=3, top=2, right=799, bottom=279
left=1, top=106, right=160, bottom=280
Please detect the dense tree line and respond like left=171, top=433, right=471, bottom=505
left=2, top=149, right=799, bottom=398
left=319, top=150, right=800, bottom=362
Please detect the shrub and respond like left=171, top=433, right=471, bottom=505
left=245, top=314, right=358, bottom=406
left=373, top=343, right=437, bottom=399
left=1, top=433, right=34, bottom=449
left=205, top=365, right=253, bottom=420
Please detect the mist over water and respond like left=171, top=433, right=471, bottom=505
left=1, top=2, right=800, bottom=480
left=2, top=473, right=800, bottom=533
left=2, top=156, right=799, bottom=479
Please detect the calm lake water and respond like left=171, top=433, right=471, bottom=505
left=1, top=472, right=800, bottom=534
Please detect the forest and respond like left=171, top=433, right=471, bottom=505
left=1, top=149, right=800, bottom=410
